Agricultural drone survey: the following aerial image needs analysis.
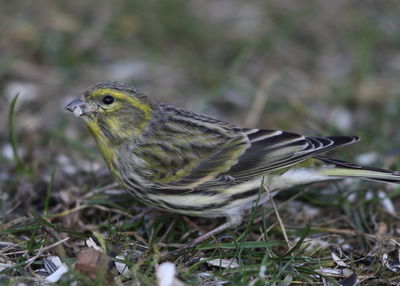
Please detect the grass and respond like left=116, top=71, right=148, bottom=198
left=1, top=0, right=400, bottom=285
left=7, top=94, right=23, bottom=174
left=2, top=174, right=399, bottom=284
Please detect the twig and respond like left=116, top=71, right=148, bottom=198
left=82, top=182, right=120, bottom=199
left=292, top=226, right=400, bottom=242
left=244, top=72, right=279, bottom=127
left=253, top=187, right=310, bottom=225
left=49, top=203, right=134, bottom=219
left=3, top=237, right=70, bottom=256
left=264, top=185, right=291, bottom=249
left=25, top=245, right=44, bottom=269
left=120, top=231, right=149, bottom=246
left=0, top=240, right=26, bottom=255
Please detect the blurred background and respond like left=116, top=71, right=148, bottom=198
left=2, top=1, right=400, bottom=284
left=1, top=0, right=400, bottom=210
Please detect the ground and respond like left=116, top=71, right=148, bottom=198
left=1, top=1, right=400, bottom=285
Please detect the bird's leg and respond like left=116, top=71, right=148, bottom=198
left=187, top=215, right=242, bottom=248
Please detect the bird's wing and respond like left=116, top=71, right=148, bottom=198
left=221, top=129, right=359, bottom=183
left=140, top=103, right=359, bottom=191
left=139, top=125, right=358, bottom=191
left=136, top=111, right=250, bottom=190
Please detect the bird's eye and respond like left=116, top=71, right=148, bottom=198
left=102, top=95, right=114, bottom=105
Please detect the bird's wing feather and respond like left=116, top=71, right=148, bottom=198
left=137, top=109, right=249, bottom=189
left=161, top=135, right=249, bottom=188
left=221, top=129, right=359, bottom=183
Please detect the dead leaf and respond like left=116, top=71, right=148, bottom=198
left=75, top=247, right=112, bottom=282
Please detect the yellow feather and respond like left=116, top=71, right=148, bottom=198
left=105, top=117, right=135, bottom=139
left=87, top=120, right=116, bottom=170
left=92, top=88, right=152, bottom=132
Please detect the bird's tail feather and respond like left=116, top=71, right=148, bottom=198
left=316, top=156, right=400, bottom=184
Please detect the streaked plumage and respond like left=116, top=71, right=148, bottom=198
left=65, top=81, right=400, bottom=245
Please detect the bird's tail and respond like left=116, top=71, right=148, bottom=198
left=316, top=156, right=400, bottom=184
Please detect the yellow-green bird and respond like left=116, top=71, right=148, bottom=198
left=65, top=81, right=400, bottom=246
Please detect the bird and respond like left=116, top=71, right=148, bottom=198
left=65, top=81, right=400, bottom=246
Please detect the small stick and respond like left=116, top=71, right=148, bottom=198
left=244, top=72, right=279, bottom=127
left=264, top=185, right=291, bottom=249
left=3, top=237, right=70, bottom=256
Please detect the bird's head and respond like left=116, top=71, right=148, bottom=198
left=65, top=81, right=156, bottom=144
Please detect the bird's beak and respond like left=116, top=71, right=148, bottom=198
left=65, top=98, right=89, bottom=118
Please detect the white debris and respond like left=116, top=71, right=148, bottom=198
left=78, top=160, right=102, bottom=173
left=315, top=267, right=355, bottom=281
left=342, top=268, right=354, bottom=277
left=365, top=190, right=374, bottom=201
left=72, top=105, right=84, bottom=118
left=0, top=261, right=15, bottom=272
left=44, top=256, right=69, bottom=283
left=302, top=239, right=330, bottom=252
left=4, top=81, right=39, bottom=108
left=328, top=107, right=353, bottom=132
left=346, top=191, right=357, bottom=203
left=282, top=273, right=293, bottom=285
left=316, top=267, right=343, bottom=276
left=57, top=154, right=102, bottom=175
left=383, top=252, right=400, bottom=272
left=201, top=258, right=239, bottom=269
left=197, top=272, right=228, bottom=286
left=301, top=204, right=321, bottom=218
left=259, top=265, right=267, bottom=278
left=378, top=190, right=396, bottom=215
left=355, top=152, right=378, bottom=166
left=156, top=262, right=183, bottom=286
left=197, top=272, right=212, bottom=279
left=57, top=154, right=77, bottom=175
left=2, top=144, right=24, bottom=161
left=86, top=237, right=102, bottom=252
left=332, top=252, right=349, bottom=267
left=115, top=255, right=130, bottom=277
left=293, top=234, right=329, bottom=253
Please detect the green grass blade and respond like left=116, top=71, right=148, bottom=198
left=8, top=93, right=23, bottom=172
